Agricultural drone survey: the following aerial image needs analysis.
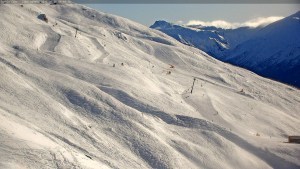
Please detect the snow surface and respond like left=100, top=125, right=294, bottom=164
left=150, top=20, right=259, bottom=58
left=225, top=11, right=300, bottom=88
left=0, top=4, right=300, bottom=169
left=151, top=13, right=300, bottom=88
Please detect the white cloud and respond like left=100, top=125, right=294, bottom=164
left=186, top=20, right=236, bottom=29
left=176, top=20, right=184, bottom=24
left=242, top=16, right=284, bottom=27
left=185, top=16, right=284, bottom=29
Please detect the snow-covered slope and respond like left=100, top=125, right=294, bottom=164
left=225, top=11, right=300, bottom=87
left=151, top=13, right=300, bottom=88
left=150, top=20, right=259, bottom=58
left=0, top=4, right=300, bottom=169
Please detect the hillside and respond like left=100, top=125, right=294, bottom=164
left=150, top=20, right=259, bottom=58
left=0, top=4, right=299, bottom=169
left=150, top=12, right=300, bottom=88
left=225, top=11, right=300, bottom=87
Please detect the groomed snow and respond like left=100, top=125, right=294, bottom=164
left=0, top=4, right=299, bottom=169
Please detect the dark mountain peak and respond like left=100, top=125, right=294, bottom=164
left=150, top=20, right=173, bottom=29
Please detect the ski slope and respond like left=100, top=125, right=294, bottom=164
left=0, top=4, right=299, bottom=169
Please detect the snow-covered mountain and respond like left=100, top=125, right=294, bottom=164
left=150, top=12, right=300, bottom=88
left=0, top=3, right=300, bottom=169
left=225, top=11, right=300, bottom=88
left=150, top=20, right=260, bottom=58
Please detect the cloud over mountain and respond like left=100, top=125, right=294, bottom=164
left=185, top=16, right=283, bottom=29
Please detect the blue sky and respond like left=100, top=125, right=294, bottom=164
left=87, top=4, right=299, bottom=27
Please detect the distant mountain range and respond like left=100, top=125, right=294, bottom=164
left=151, top=11, right=300, bottom=87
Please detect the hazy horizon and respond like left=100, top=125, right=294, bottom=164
left=87, top=4, right=299, bottom=27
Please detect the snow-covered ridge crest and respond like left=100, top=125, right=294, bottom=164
left=0, top=4, right=299, bottom=169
